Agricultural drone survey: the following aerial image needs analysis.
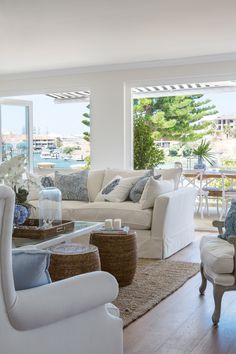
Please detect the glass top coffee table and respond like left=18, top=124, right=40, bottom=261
left=13, top=221, right=102, bottom=249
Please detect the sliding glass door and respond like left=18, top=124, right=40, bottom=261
left=0, top=99, right=33, bottom=171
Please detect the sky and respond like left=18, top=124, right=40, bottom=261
left=203, top=92, right=236, bottom=115
left=1, top=94, right=89, bottom=136
left=1, top=91, right=236, bottom=136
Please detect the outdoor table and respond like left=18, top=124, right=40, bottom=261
left=183, top=170, right=236, bottom=219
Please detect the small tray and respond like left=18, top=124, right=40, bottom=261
left=13, top=219, right=75, bottom=240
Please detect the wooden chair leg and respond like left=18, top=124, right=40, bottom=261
left=212, top=285, right=224, bottom=326
left=216, top=198, right=219, bottom=215
left=205, top=196, right=209, bottom=216
left=199, top=263, right=207, bottom=295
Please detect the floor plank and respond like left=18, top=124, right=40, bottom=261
left=123, top=231, right=236, bottom=354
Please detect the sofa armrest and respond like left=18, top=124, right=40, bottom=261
left=151, top=187, right=197, bottom=241
left=8, top=271, right=119, bottom=331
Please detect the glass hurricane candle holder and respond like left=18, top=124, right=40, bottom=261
left=39, top=187, right=62, bottom=229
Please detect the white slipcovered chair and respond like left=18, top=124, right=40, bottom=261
left=199, top=220, right=236, bottom=326
left=0, top=185, right=123, bottom=354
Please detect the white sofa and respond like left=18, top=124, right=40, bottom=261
left=31, top=168, right=197, bottom=259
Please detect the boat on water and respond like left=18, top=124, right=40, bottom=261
left=40, top=149, right=51, bottom=159
left=70, top=163, right=86, bottom=170
left=40, top=148, right=60, bottom=159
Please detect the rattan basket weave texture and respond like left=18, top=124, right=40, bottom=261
left=90, top=231, right=137, bottom=287
left=48, top=243, right=101, bottom=281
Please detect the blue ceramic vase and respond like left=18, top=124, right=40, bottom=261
left=14, top=204, right=29, bottom=225
left=194, top=156, right=206, bottom=170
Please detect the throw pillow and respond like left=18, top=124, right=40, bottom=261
left=41, top=176, right=54, bottom=187
left=140, top=177, right=175, bottom=209
left=154, top=168, right=182, bottom=190
left=27, top=174, right=43, bottom=200
left=55, top=170, right=89, bottom=201
left=129, top=173, right=161, bottom=203
left=218, top=200, right=236, bottom=240
left=27, top=173, right=55, bottom=201
left=95, top=175, right=139, bottom=202
left=12, top=249, right=51, bottom=291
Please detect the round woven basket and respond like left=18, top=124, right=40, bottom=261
left=90, top=231, right=137, bottom=287
left=48, top=243, right=101, bottom=282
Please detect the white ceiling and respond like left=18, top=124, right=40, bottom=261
left=1, top=0, right=236, bottom=75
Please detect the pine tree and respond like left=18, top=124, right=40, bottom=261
left=81, top=105, right=90, bottom=142
left=134, top=95, right=218, bottom=143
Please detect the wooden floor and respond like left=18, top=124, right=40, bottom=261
left=124, top=232, right=236, bottom=354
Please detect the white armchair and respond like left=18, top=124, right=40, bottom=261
left=0, top=185, right=123, bottom=354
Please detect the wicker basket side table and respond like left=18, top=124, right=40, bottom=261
left=48, top=243, right=101, bottom=282
left=89, top=231, right=137, bottom=287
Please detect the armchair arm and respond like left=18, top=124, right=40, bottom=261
left=8, top=271, right=119, bottom=331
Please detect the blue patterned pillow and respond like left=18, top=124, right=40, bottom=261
left=129, top=171, right=161, bottom=203
left=55, top=170, right=89, bottom=201
left=219, top=200, right=236, bottom=240
left=41, top=176, right=54, bottom=187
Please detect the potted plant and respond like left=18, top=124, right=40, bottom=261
left=193, top=140, right=216, bottom=170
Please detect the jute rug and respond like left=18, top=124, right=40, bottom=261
left=113, top=259, right=199, bottom=328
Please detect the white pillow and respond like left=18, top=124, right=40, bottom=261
left=154, top=168, right=182, bottom=189
left=27, top=174, right=42, bottom=201
left=95, top=175, right=139, bottom=202
left=140, top=177, right=174, bottom=209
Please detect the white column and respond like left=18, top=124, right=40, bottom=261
left=90, top=78, right=132, bottom=170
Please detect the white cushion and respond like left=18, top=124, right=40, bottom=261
left=204, top=266, right=235, bottom=286
left=95, top=175, right=139, bottom=202
left=29, top=199, right=152, bottom=230
left=102, top=169, right=147, bottom=187
left=28, top=173, right=55, bottom=200
left=34, top=200, right=151, bottom=230
left=140, top=177, right=175, bottom=209
left=200, top=235, right=234, bottom=274
left=155, top=168, right=182, bottom=189
left=76, top=201, right=152, bottom=229
left=27, top=174, right=43, bottom=200
left=87, top=170, right=105, bottom=202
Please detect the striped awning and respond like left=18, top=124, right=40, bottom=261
left=46, top=91, right=90, bottom=102
left=46, top=81, right=236, bottom=102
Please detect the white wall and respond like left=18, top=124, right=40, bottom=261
left=1, top=56, right=236, bottom=169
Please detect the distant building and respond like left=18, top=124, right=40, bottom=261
left=156, top=140, right=171, bottom=148
left=201, top=114, right=236, bottom=131
left=215, top=115, right=236, bottom=131
left=33, top=135, right=56, bottom=151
